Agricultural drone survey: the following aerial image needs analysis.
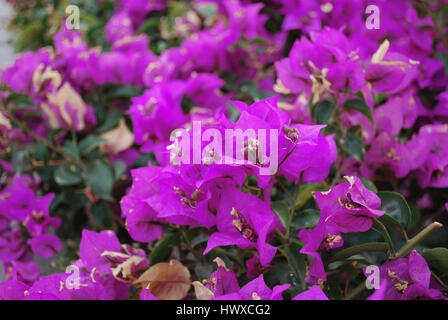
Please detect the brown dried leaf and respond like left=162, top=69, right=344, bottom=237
left=133, top=259, right=191, bottom=300
left=192, top=281, right=214, bottom=300
left=99, top=118, right=134, bottom=155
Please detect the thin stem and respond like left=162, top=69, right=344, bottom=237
left=373, top=219, right=396, bottom=256
left=287, top=172, right=303, bottom=239
left=344, top=281, right=366, bottom=300
left=276, top=179, right=294, bottom=203
left=181, top=229, right=205, bottom=263
left=71, top=129, right=78, bottom=146
left=430, top=270, right=448, bottom=290
left=275, top=228, right=288, bottom=245
left=393, top=222, right=443, bottom=259
left=1, top=103, right=87, bottom=170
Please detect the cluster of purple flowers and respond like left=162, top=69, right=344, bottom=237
left=0, top=0, right=447, bottom=300
left=0, top=175, right=61, bottom=285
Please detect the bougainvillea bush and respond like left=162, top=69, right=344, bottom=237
left=0, top=0, right=448, bottom=301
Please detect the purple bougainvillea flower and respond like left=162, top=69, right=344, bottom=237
left=40, top=82, right=97, bottom=132
left=360, top=132, right=429, bottom=181
left=28, top=272, right=110, bottom=300
left=293, top=285, right=328, bottom=300
left=4, top=261, right=40, bottom=284
left=28, top=234, right=62, bottom=258
left=313, top=176, right=384, bottom=233
left=414, top=124, right=448, bottom=188
left=246, top=253, right=272, bottom=279
left=22, top=257, right=130, bottom=300
left=185, top=73, right=227, bottom=110
left=0, top=280, right=30, bottom=300
left=279, top=124, right=336, bottom=184
left=2, top=48, right=53, bottom=95
left=128, top=82, right=187, bottom=156
left=204, top=186, right=277, bottom=266
left=364, top=250, right=445, bottom=300
left=122, top=197, right=164, bottom=243
left=434, top=90, right=448, bottom=118
left=101, top=244, right=149, bottom=283
left=0, top=228, right=28, bottom=262
left=374, top=91, right=419, bottom=137
left=202, top=257, right=240, bottom=298
left=0, top=174, right=60, bottom=280
left=79, top=229, right=122, bottom=274
left=327, top=60, right=365, bottom=93
left=214, top=274, right=289, bottom=300
left=275, top=27, right=363, bottom=103
left=0, top=175, right=54, bottom=222
left=121, top=167, right=165, bottom=243
left=105, top=11, right=134, bottom=44
left=223, top=1, right=268, bottom=40
left=365, top=40, right=419, bottom=94
left=298, top=213, right=343, bottom=285
left=128, top=165, right=216, bottom=229
left=227, top=96, right=335, bottom=186
left=80, top=229, right=149, bottom=285
left=227, top=96, right=289, bottom=184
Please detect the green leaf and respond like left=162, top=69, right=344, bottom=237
left=340, top=131, right=365, bottom=162
left=95, top=109, right=122, bottom=133
left=181, top=94, right=195, bottom=114
left=328, top=242, right=389, bottom=263
left=28, top=142, right=48, bottom=162
left=135, top=152, right=158, bottom=167
left=249, top=37, right=269, bottom=45
left=271, top=201, right=290, bottom=230
left=373, top=93, right=388, bottom=107
left=360, top=178, right=377, bottom=193
left=312, top=100, right=336, bottom=124
left=84, top=161, right=114, bottom=200
left=343, top=99, right=374, bottom=124
left=408, top=202, right=421, bottom=229
left=79, top=135, right=105, bottom=155
left=227, top=102, right=241, bottom=123
left=91, top=201, right=114, bottom=229
left=291, top=209, right=321, bottom=230
left=54, top=165, right=83, bottom=186
left=139, top=17, right=161, bottom=33
left=11, top=148, right=30, bottom=174
left=79, top=134, right=106, bottom=154
left=294, top=182, right=327, bottom=210
left=105, top=85, right=142, bottom=100
left=5, top=93, right=36, bottom=110
left=240, top=82, right=274, bottom=100
left=422, top=248, right=448, bottom=276
left=149, top=233, right=181, bottom=265
left=326, top=281, right=344, bottom=300
left=278, top=242, right=306, bottom=288
left=112, top=160, right=127, bottom=181
left=62, top=141, right=80, bottom=160
left=207, top=247, right=247, bottom=267
left=264, top=262, right=302, bottom=298
left=378, top=214, right=404, bottom=231
left=377, top=191, right=413, bottom=230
